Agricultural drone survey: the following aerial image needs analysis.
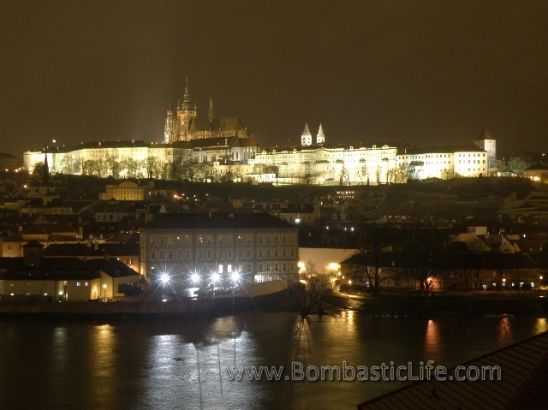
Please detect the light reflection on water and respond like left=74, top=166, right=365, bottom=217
left=424, top=319, right=441, bottom=360
left=0, top=312, right=546, bottom=409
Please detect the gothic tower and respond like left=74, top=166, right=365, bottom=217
left=176, top=77, right=197, bottom=141
left=316, top=123, right=326, bottom=145
left=163, top=110, right=176, bottom=143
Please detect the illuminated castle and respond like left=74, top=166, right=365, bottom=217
left=163, top=78, right=250, bottom=143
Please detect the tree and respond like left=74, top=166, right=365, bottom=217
left=121, top=159, right=139, bottom=178
left=144, top=157, right=161, bottom=179
left=388, top=163, right=409, bottom=183
left=105, top=156, right=121, bottom=178
left=355, top=225, right=394, bottom=291
left=397, top=231, right=445, bottom=293
left=507, top=157, right=531, bottom=176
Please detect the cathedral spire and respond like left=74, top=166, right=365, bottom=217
left=208, top=95, right=214, bottom=125
left=316, top=123, right=326, bottom=145
left=181, top=76, right=192, bottom=110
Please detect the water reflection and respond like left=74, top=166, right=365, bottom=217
left=424, top=319, right=441, bottom=360
left=536, top=317, right=548, bottom=334
left=0, top=313, right=547, bottom=410
left=498, top=316, right=512, bottom=346
left=88, top=324, right=117, bottom=408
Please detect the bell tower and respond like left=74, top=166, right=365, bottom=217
left=177, top=77, right=197, bottom=141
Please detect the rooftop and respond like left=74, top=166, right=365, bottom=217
left=143, top=212, right=295, bottom=230
left=358, top=331, right=548, bottom=409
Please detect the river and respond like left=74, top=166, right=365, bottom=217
left=0, top=311, right=546, bottom=409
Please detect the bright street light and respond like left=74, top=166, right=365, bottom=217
left=231, top=272, right=241, bottom=283
left=159, top=272, right=171, bottom=286
left=190, top=272, right=200, bottom=284
left=211, top=273, right=220, bottom=283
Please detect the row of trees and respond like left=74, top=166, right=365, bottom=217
left=50, top=157, right=245, bottom=183
left=348, top=226, right=538, bottom=294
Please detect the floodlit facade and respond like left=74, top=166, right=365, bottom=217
left=397, top=146, right=489, bottom=180
left=251, top=144, right=398, bottom=185
left=140, top=213, right=299, bottom=284
left=99, top=181, right=146, bottom=201
left=23, top=113, right=493, bottom=186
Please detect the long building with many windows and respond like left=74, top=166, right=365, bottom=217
left=139, top=213, right=299, bottom=286
left=23, top=124, right=495, bottom=185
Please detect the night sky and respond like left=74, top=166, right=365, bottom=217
left=1, top=0, right=547, bottom=156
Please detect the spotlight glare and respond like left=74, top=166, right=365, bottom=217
left=159, top=272, right=171, bottom=286
left=190, top=273, right=200, bottom=284
left=231, top=272, right=241, bottom=283
left=211, top=273, right=220, bottom=282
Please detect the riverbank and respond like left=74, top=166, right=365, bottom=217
left=327, top=290, right=548, bottom=315
left=0, top=288, right=301, bottom=320
left=1, top=289, right=547, bottom=320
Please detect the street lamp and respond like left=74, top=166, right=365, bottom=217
left=230, top=272, right=241, bottom=283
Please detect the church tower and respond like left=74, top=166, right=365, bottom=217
left=176, top=77, right=197, bottom=141
left=316, top=123, right=326, bottom=145
left=163, top=110, right=176, bottom=143
left=301, top=123, right=313, bottom=147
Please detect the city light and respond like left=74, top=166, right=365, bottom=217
left=327, top=262, right=340, bottom=271
left=211, top=272, right=220, bottom=283
left=231, top=272, right=241, bottom=283
left=190, top=272, right=200, bottom=284
left=159, top=272, right=171, bottom=286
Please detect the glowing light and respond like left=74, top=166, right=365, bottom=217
left=327, top=262, right=340, bottom=271
left=102, top=284, right=107, bottom=289
left=541, top=275, right=544, bottom=280
left=190, top=273, right=200, bottom=284
left=294, top=217, right=301, bottom=224
left=231, top=272, right=241, bottom=283
left=211, top=273, right=220, bottom=283
left=159, top=273, right=170, bottom=286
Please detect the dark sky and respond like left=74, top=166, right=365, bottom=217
left=1, top=0, right=548, bottom=157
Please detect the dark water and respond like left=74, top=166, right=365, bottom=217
left=0, top=312, right=546, bottom=410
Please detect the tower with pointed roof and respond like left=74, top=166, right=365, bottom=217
left=176, top=77, right=197, bottom=141
left=301, top=123, right=313, bottom=147
left=316, top=123, right=326, bottom=145
left=208, top=95, right=215, bottom=130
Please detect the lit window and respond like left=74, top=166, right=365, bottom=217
left=76, top=282, right=80, bottom=287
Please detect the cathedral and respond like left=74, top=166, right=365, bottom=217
left=163, top=78, right=250, bottom=143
